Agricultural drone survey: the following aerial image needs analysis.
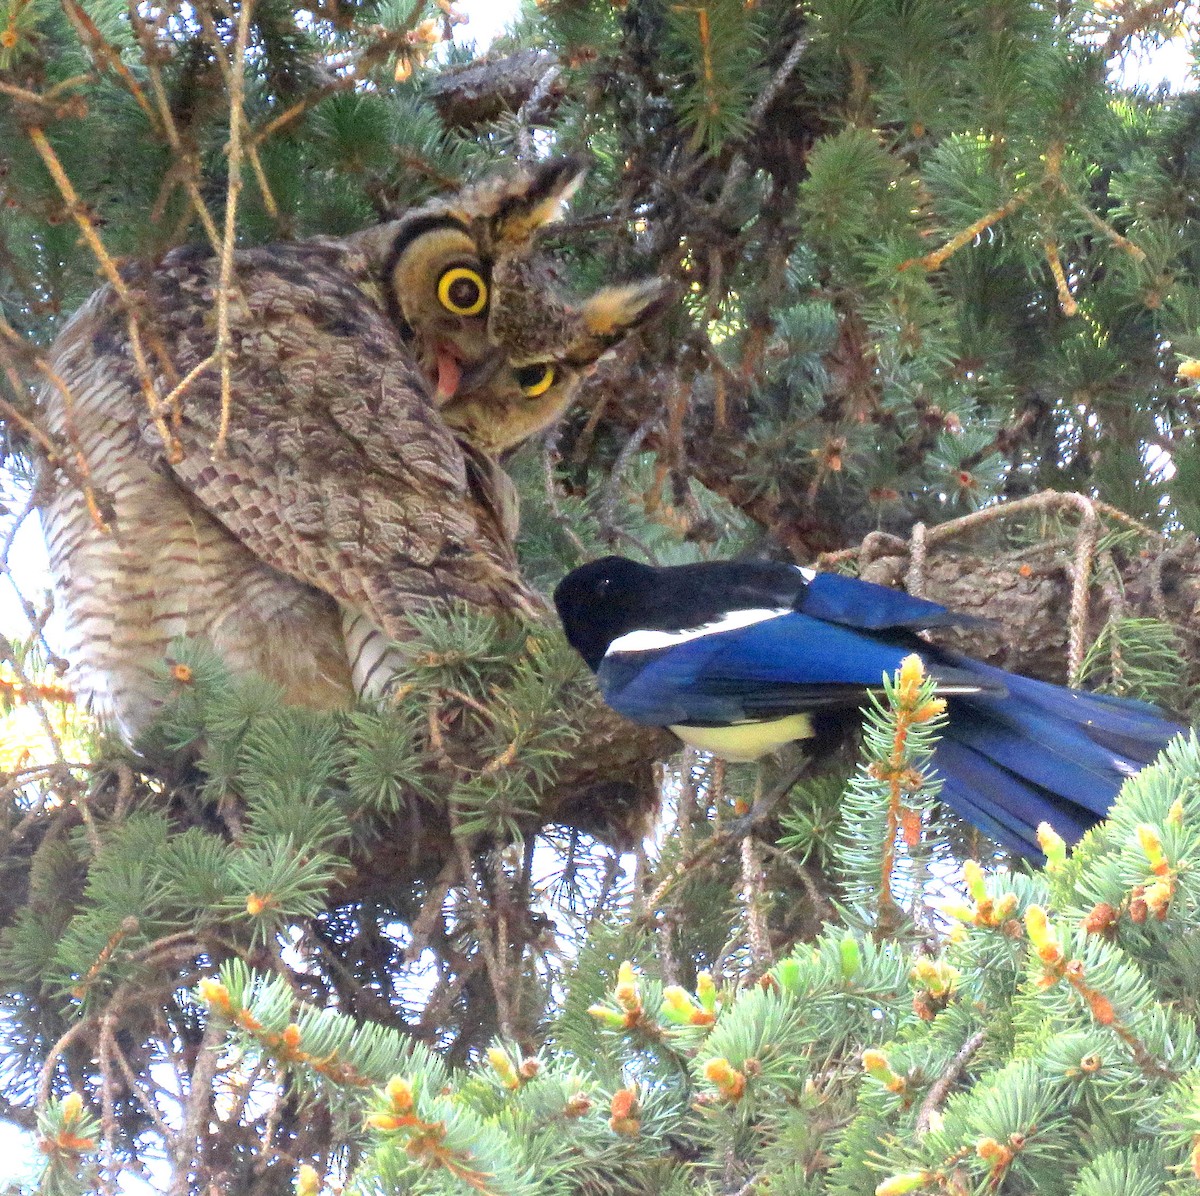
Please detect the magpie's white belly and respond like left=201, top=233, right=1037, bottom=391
left=669, top=713, right=815, bottom=762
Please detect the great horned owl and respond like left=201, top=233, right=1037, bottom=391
left=37, top=159, right=666, bottom=740
left=350, top=157, right=666, bottom=454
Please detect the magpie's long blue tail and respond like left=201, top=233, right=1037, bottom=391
left=931, top=655, right=1185, bottom=857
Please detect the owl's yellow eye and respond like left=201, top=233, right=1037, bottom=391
left=437, top=267, right=488, bottom=316
left=514, top=363, right=556, bottom=397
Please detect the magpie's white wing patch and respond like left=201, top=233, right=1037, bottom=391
left=794, top=565, right=817, bottom=582
left=606, top=607, right=793, bottom=655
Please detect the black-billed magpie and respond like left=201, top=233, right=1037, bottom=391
left=553, top=555, right=1186, bottom=856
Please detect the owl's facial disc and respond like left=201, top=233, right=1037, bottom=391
left=385, top=221, right=499, bottom=400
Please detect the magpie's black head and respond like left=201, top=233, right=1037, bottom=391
left=553, top=556, right=657, bottom=671
left=554, top=554, right=812, bottom=670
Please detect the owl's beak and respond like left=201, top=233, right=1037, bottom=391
left=457, top=354, right=504, bottom=396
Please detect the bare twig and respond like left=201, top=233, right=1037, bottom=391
left=111, top=1034, right=180, bottom=1147
left=0, top=321, right=110, bottom=530
left=641, top=763, right=807, bottom=924
left=211, top=0, right=254, bottom=458
left=1101, top=0, right=1180, bottom=57
left=540, top=430, right=588, bottom=556
left=915, top=1029, right=986, bottom=1135
left=450, top=828, right=514, bottom=1038
left=38, top=1016, right=95, bottom=1107
left=740, top=832, right=771, bottom=977
left=59, top=0, right=157, bottom=123
left=1068, top=500, right=1101, bottom=682
left=98, top=1007, right=119, bottom=1194
left=718, top=33, right=810, bottom=205
left=170, top=1014, right=225, bottom=1195
left=25, top=126, right=181, bottom=459
left=143, top=62, right=223, bottom=252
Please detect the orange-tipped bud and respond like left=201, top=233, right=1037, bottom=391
left=1144, top=878, right=1173, bottom=919
left=614, top=961, right=641, bottom=1012
left=1136, top=824, right=1168, bottom=874
left=1086, top=991, right=1115, bottom=1025
left=610, top=1087, right=638, bottom=1121
left=911, top=958, right=959, bottom=998
left=246, top=894, right=267, bottom=917
left=861, top=1048, right=889, bottom=1076
left=703, top=1057, right=746, bottom=1100
left=198, top=978, right=232, bottom=1011
left=519, top=1057, right=541, bottom=1080
left=862, top=1048, right=906, bottom=1092
left=696, top=971, right=716, bottom=1010
left=385, top=1076, right=414, bottom=1113
left=1081, top=903, right=1118, bottom=935
left=408, top=18, right=439, bottom=45
left=282, top=1023, right=301, bottom=1050
left=661, top=986, right=694, bottom=1023
left=60, top=1092, right=83, bottom=1123
left=876, top=1174, right=930, bottom=1196
left=994, top=893, right=1019, bottom=920
left=53, top=1132, right=95, bottom=1153
left=963, top=859, right=987, bottom=903
left=1036, top=823, right=1067, bottom=867
left=912, top=698, right=946, bottom=723
left=1177, top=358, right=1200, bottom=381
left=488, top=1047, right=519, bottom=1089
left=296, top=1164, right=320, bottom=1196
left=171, top=663, right=193, bottom=684
left=365, top=1112, right=403, bottom=1132
left=897, top=654, right=925, bottom=699
left=977, top=1138, right=1012, bottom=1167
left=1129, top=884, right=1149, bottom=923
left=564, top=1092, right=592, bottom=1118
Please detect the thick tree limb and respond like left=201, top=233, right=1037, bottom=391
left=426, top=50, right=564, bottom=129
left=836, top=521, right=1200, bottom=694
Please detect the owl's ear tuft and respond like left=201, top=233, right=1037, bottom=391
left=488, top=156, right=589, bottom=249
left=581, top=277, right=673, bottom=340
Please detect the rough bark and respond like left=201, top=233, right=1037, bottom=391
left=426, top=50, right=563, bottom=129
left=842, top=529, right=1200, bottom=698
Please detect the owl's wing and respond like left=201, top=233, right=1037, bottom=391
left=117, top=242, right=537, bottom=638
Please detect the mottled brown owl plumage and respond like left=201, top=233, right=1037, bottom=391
left=37, top=159, right=666, bottom=740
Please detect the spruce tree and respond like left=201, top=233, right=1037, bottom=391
left=3, top=1, right=1200, bottom=1192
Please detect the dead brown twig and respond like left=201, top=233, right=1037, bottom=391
left=208, top=0, right=254, bottom=458
left=24, top=126, right=183, bottom=461
left=915, top=1028, right=986, bottom=1135
left=0, top=314, right=111, bottom=532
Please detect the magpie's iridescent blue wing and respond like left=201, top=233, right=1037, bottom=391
left=797, top=573, right=985, bottom=630
left=596, top=612, right=993, bottom=727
